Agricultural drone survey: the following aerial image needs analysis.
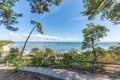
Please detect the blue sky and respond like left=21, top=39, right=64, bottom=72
left=0, top=0, right=120, bottom=42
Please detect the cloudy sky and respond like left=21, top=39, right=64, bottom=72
left=0, top=0, right=120, bottom=42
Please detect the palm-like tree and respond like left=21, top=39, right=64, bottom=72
left=19, top=20, right=43, bottom=59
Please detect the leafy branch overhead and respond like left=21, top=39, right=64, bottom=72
left=19, top=0, right=62, bottom=59
left=27, top=0, right=62, bottom=14
left=0, top=0, right=22, bottom=31
left=82, top=0, right=120, bottom=24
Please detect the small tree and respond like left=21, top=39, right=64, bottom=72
left=82, top=23, right=109, bottom=61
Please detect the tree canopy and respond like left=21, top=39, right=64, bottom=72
left=82, top=0, right=120, bottom=24
left=82, top=23, right=109, bottom=61
left=0, top=0, right=22, bottom=31
left=0, top=0, right=62, bottom=31
left=27, top=0, right=62, bottom=14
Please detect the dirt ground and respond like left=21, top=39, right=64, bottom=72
left=0, top=69, right=40, bottom=80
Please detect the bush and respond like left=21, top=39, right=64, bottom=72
left=9, top=48, right=19, bottom=53
left=81, top=51, right=94, bottom=61
left=109, top=46, right=120, bottom=57
left=61, top=49, right=80, bottom=68
left=30, top=48, right=56, bottom=67
left=63, top=49, right=79, bottom=61
left=4, top=53, right=18, bottom=61
left=44, top=48, right=55, bottom=57
left=12, top=67, right=21, bottom=73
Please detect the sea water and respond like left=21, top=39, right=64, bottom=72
left=10, top=42, right=119, bottom=52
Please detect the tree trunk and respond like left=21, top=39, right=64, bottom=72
left=91, top=34, right=97, bottom=73
left=91, top=35, right=97, bottom=61
left=92, top=46, right=97, bottom=61
left=19, top=26, right=36, bottom=59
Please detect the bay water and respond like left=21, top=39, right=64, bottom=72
left=10, top=42, right=119, bottom=52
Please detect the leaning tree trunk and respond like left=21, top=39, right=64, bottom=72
left=19, top=26, right=36, bottom=59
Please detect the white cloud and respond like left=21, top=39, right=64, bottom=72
left=9, top=32, right=62, bottom=41
left=70, top=16, right=87, bottom=21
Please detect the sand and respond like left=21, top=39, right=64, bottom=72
left=2, top=44, right=11, bottom=52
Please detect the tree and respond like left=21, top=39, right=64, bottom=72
left=19, top=0, right=62, bottom=59
left=27, top=0, right=62, bottom=14
left=0, top=0, right=22, bottom=31
left=82, top=0, right=120, bottom=24
left=19, top=20, right=43, bottom=59
left=82, top=23, right=109, bottom=61
left=109, top=46, right=120, bottom=58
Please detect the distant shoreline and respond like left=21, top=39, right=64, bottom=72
left=2, top=44, right=11, bottom=52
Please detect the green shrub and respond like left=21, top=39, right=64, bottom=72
left=41, top=60, right=51, bottom=67
left=12, top=67, right=21, bottom=73
left=81, top=51, right=94, bottom=61
left=13, top=60, right=31, bottom=66
left=44, top=48, right=55, bottom=57
left=31, top=58, right=43, bottom=66
left=109, top=46, right=120, bottom=58
left=63, top=49, right=79, bottom=61
left=108, top=73, right=118, bottom=78
left=4, top=53, right=18, bottom=61
left=9, top=48, right=19, bottom=53
left=54, top=61, right=66, bottom=69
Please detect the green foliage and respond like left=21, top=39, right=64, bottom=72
left=81, top=48, right=118, bottom=63
left=0, top=0, right=22, bottom=31
left=13, top=59, right=31, bottom=66
left=107, top=73, right=118, bottom=78
left=82, top=0, right=120, bottom=24
left=81, top=51, right=94, bottom=61
left=109, top=46, right=120, bottom=54
left=95, top=47, right=107, bottom=54
left=31, top=20, right=44, bottom=34
left=82, top=23, right=109, bottom=49
left=61, top=49, right=80, bottom=68
left=19, top=20, right=44, bottom=59
left=9, top=48, right=19, bottom=53
left=0, top=51, right=2, bottom=58
left=94, top=47, right=107, bottom=60
left=101, top=52, right=117, bottom=62
left=82, top=23, right=109, bottom=61
left=30, top=47, right=40, bottom=56
left=41, top=60, right=51, bottom=67
left=5, top=53, right=18, bottom=61
left=4, top=48, right=19, bottom=61
left=54, top=61, right=66, bottom=69
left=12, top=67, right=21, bottom=73
left=27, top=0, right=62, bottom=14
left=30, top=47, right=55, bottom=66
left=19, top=0, right=62, bottom=59
left=44, top=47, right=55, bottom=57
left=0, top=40, right=14, bottom=48
left=63, top=49, right=79, bottom=61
